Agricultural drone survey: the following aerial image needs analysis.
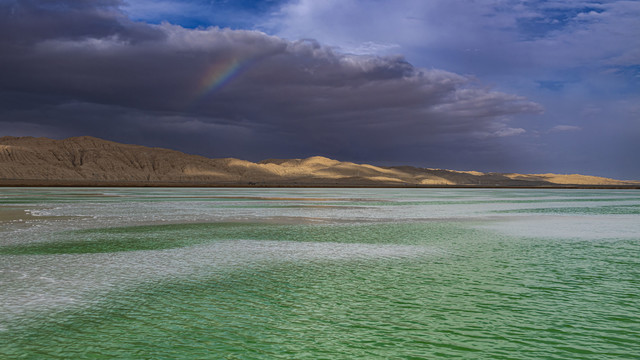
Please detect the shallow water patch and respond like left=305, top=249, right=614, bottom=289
left=0, top=221, right=485, bottom=255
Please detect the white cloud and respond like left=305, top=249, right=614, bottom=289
left=494, top=127, right=526, bottom=137
left=267, top=0, right=640, bottom=74
left=550, top=125, right=582, bottom=132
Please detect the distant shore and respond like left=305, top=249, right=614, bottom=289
left=1, top=179, right=638, bottom=189
left=2, top=136, right=638, bottom=188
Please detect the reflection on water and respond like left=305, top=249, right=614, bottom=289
left=1, top=188, right=639, bottom=358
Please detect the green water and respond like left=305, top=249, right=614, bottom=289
left=1, top=188, right=639, bottom=358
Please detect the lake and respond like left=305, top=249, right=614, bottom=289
left=1, top=188, right=639, bottom=358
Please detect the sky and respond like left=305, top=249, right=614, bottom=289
left=1, top=0, right=638, bottom=178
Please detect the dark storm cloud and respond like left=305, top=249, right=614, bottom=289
left=0, top=0, right=542, bottom=166
left=0, top=0, right=164, bottom=45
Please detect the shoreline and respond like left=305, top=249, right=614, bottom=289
left=1, top=179, right=639, bottom=189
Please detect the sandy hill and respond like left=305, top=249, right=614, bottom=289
left=0, top=136, right=637, bottom=187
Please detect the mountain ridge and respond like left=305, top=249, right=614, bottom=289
left=0, top=136, right=637, bottom=187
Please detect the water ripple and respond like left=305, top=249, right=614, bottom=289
left=1, top=188, right=639, bottom=358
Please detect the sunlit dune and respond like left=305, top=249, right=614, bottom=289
left=505, top=173, right=633, bottom=186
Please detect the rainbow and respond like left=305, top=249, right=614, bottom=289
left=194, top=56, right=254, bottom=101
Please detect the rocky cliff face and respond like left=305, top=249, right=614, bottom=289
left=0, top=136, right=636, bottom=187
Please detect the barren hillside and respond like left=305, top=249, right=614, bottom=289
left=0, top=136, right=637, bottom=187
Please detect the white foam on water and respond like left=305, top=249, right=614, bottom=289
left=0, top=239, right=439, bottom=326
left=475, top=215, right=640, bottom=240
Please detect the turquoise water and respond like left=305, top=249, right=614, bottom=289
left=1, top=188, right=639, bottom=358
